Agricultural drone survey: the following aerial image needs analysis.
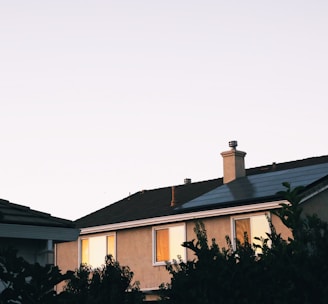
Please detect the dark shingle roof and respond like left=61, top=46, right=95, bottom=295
left=75, top=155, right=328, bottom=229
left=0, top=199, right=76, bottom=228
left=76, top=179, right=221, bottom=228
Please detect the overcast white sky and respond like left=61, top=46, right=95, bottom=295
left=0, top=0, right=327, bottom=221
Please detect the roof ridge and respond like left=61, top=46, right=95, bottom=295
left=246, top=154, right=328, bottom=176
left=1, top=200, right=52, bottom=217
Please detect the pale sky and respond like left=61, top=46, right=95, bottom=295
left=0, top=0, right=327, bottom=221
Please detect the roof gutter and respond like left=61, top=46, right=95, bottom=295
left=80, top=200, right=285, bottom=235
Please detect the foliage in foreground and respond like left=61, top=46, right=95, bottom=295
left=0, top=247, right=71, bottom=304
left=61, top=255, right=144, bottom=304
left=160, top=183, right=328, bottom=304
left=0, top=251, right=143, bottom=304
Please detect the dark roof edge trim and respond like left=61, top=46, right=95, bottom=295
left=0, top=223, right=80, bottom=242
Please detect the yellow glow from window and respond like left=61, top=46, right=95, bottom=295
left=156, top=229, right=169, bottom=262
left=88, top=236, right=106, bottom=268
left=251, top=214, right=271, bottom=249
left=234, top=214, right=271, bottom=253
left=235, top=218, right=251, bottom=244
left=155, top=225, right=185, bottom=263
left=81, top=239, right=89, bottom=264
left=81, top=235, right=116, bottom=268
left=169, top=225, right=185, bottom=261
left=107, top=235, right=115, bottom=259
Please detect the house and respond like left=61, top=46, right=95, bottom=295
left=0, top=199, right=80, bottom=266
left=56, top=142, right=328, bottom=301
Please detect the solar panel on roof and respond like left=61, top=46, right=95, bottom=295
left=178, top=163, right=328, bottom=210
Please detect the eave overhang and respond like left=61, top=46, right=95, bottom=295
left=80, top=200, right=286, bottom=235
left=0, top=223, right=80, bottom=242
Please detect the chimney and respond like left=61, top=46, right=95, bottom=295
left=221, top=140, right=246, bottom=184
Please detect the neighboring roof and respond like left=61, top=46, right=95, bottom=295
left=0, top=199, right=80, bottom=241
left=0, top=199, right=75, bottom=227
left=76, top=155, right=328, bottom=229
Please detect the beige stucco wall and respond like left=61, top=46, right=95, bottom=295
left=113, top=212, right=292, bottom=291
left=116, top=216, right=238, bottom=291
left=192, top=216, right=231, bottom=248
left=55, top=240, right=79, bottom=292
left=56, top=240, right=79, bottom=273
left=271, top=212, right=293, bottom=240
left=116, top=226, right=171, bottom=290
left=55, top=210, right=296, bottom=293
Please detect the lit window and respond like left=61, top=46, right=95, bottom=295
left=81, top=239, right=89, bottom=264
left=153, top=224, right=186, bottom=265
left=233, top=214, right=271, bottom=251
left=81, top=234, right=116, bottom=268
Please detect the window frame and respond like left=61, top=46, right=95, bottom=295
left=79, top=232, right=116, bottom=267
left=152, top=223, right=186, bottom=266
left=231, top=212, right=271, bottom=250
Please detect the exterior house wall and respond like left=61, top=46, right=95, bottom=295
left=55, top=188, right=328, bottom=296
left=117, top=226, right=170, bottom=290
left=55, top=210, right=295, bottom=294
left=117, top=216, right=244, bottom=290
left=188, top=216, right=232, bottom=248
left=187, top=212, right=292, bottom=252
left=55, top=240, right=79, bottom=273
left=55, top=240, right=79, bottom=293
left=302, top=189, right=328, bottom=222
left=271, top=213, right=293, bottom=240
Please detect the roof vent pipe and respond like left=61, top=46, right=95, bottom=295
left=184, top=178, right=191, bottom=184
left=170, top=186, right=177, bottom=207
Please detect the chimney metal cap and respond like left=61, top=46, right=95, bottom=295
left=229, top=140, right=238, bottom=149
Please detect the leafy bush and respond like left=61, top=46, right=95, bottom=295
left=61, top=255, right=144, bottom=304
left=0, top=250, right=143, bottom=304
left=0, top=247, right=71, bottom=304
